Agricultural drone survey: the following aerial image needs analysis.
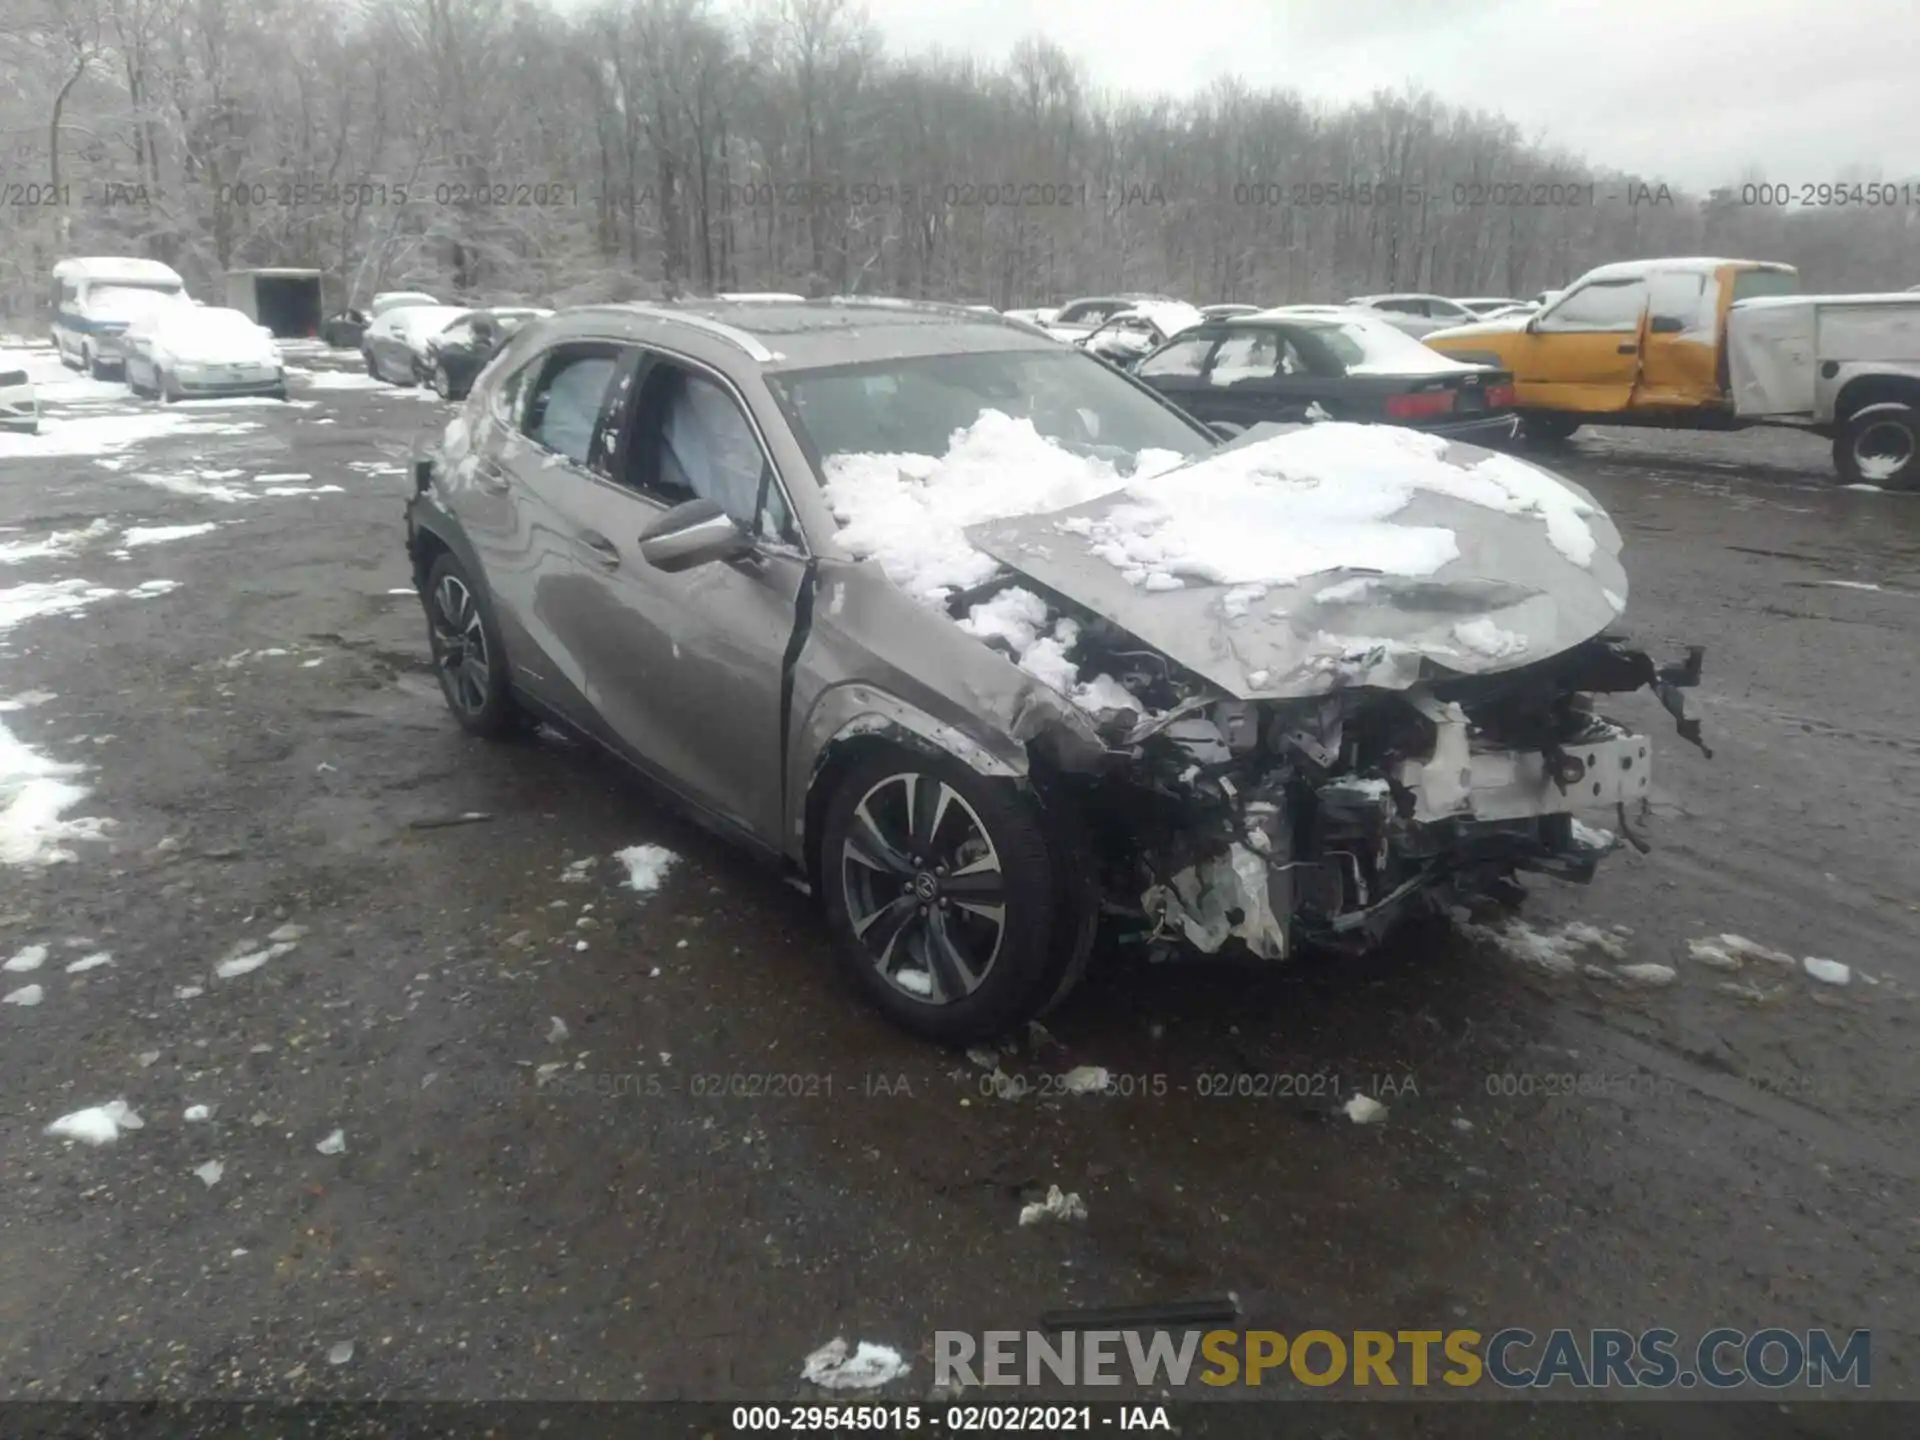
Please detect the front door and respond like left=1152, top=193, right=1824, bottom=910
left=1512, top=274, right=1649, bottom=413
left=543, top=355, right=808, bottom=843
left=1194, top=326, right=1332, bottom=425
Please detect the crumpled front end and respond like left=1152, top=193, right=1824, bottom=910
left=1048, top=631, right=1706, bottom=961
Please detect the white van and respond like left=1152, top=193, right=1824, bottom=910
left=50, top=257, right=189, bottom=377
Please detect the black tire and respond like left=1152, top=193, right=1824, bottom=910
left=363, top=346, right=380, bottom=378
left=820, top=747, right=1080, bottom=1042
left=1833, top=403, right=1920, bottom=491
left=432, top=361, right=451, bottom=399
left=126, top=366, right=147, bottom=399
left=160, top=370, right=180, bottom=404
left=422, top=552, right=523, bottom=738
left=1519, top=413, right=1580, bottom=443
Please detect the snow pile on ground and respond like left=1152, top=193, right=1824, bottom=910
left=0, top=717, right=110, bottom=866
left=1462, top=916, right=1629, bottom=974
left=1061, top=423, right=1600, bottom=591
left=0, top=520, right=114, bottom=566
left=615, top=844, right=678, bottom=894
left=122, top=522, right=219, bottom=548
left=1018, top=1184, right=1089, bottom=1225
left=801, top=1337, right=910, bottom=1390
left=820, top=410, right=1182, bottom=605
left=956, top=587, right=1139, bottom=716
left=0, top=412, right=262, bottom=460
left=1686, top=933, right=1797, bottom=971
left=45, top=1099, right=144, bottom=1145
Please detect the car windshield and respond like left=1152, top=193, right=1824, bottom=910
left=770, top=348, right=1214, bottom=475
left=90, top=284, right=184, bottom=321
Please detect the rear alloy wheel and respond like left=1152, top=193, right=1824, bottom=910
left=423, top=553, right=522, bottom=738
left=821, top=749, right=1070, bottom=1042
left=1834, top=402, right=1920, bottom=491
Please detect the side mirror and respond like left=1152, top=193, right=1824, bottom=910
left=1649, top=315, right=1684, bottom=334
left=638, top=497, right=754, bottom=573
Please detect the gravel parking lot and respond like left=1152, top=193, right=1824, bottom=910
left=2, top=342, right=1914, bottom=1427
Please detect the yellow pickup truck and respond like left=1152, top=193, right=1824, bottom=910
left=1423, top=257, right=1920, bottom=488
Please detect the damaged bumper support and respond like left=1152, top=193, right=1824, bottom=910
left=1135, top=642, right=1703, bottom=962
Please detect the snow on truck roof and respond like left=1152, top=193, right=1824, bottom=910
left=1579, top=257, right=1796, bottom=282
left=52, top=257, right=184, bottom=283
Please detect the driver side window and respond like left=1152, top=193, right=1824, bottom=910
left=1538, top=279, right=1648, bottom=333
left=1136, top=335, right=1216, bottom=379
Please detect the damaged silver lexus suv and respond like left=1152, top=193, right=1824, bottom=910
left=403, top=299, right=1707, bottom=1042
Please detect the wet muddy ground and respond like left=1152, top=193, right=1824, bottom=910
left=1, top=348, right=1913, bottom=1431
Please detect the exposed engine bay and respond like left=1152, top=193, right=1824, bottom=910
left=951, top=576, right=1707, bottom=961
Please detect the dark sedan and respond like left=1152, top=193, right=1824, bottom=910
left=1131, top=306, right=1518, bottom=443
left=421, top=307, right=553, bottom=398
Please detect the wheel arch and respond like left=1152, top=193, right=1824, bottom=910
left=1832, top=371, right=1920, bottom=424
left=794, top=690, right=1029, bottom=894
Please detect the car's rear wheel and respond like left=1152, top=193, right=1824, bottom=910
left=432, top=361, right=451, bottom=399
left=423, top=553, right=522, bottom=738
left=1834, top=403, right=1920, bottom=491
left=160, top=369, right=181, bottom=404
left=1519, top=413, right=1580, bottom=443
left=363, top=346, right=380, bottom=379
left=820, top=748, right=1080, bottom=1042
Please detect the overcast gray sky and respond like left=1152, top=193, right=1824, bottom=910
left=856, top=0, right=1920, bottom=192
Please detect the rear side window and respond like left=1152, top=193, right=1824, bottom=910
left=523, top=347, right=622, bottom=466
left=1731, top=268, right=1800, bottom=302
left=1539, top=279, right=1647, bottom=332
left=1208, top=330, right=1302, bottom=384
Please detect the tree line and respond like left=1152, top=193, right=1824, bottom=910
left=2, top=0, right=1916, bottom=319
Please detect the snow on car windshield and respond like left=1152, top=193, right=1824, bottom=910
left=776, top=347, right=1210, bottom=479
left=89, top=285, right=186, bottom=322
left=819, top=410, right=1188, bottom=604
left=1059, top=422, right=1601, bottom=591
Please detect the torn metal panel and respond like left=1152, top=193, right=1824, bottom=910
left=1144, top=841, right=1290, bottom=960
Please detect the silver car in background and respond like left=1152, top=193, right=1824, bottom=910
left=403, top=299, right=1706, bottom=1041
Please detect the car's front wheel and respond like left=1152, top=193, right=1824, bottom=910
left=820, top=748, right=1081, bottom=1042
left=432, top=361, right=452, bottom=399
left=363, top=346, right=380, bottom=379
left=423, top=553, right=522, bottom=738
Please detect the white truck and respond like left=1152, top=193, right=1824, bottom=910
left=1727, top=292, right=1920, bottom=489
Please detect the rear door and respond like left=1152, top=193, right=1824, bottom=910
left=458, top=340, right=636, bottom=722
left=1192, top=326, right=1331, bottom=426
left=1510, top=275, right=1649, bottom=412
left=542, top=353, right=810, bottom=843
left=1132, top=330, right=1221, bottom=416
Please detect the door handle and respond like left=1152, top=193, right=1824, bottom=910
left=578, top=531, right=621, bottom=567
left=1617, top=342, right=1638, bottom=354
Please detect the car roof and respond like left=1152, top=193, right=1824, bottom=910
left=54, top=256, right=184, bottom=284
left=1348, top=292, right=1449, bottom=303
left=1579, top=257, right=1794, bottom=283
left=554, top=299, right=1063, bottom=370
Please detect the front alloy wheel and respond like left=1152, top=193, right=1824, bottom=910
left=841, top=772, right=1007, bottom=1005
left=820, top=748, right=1076, bottom=1041
left=433, top=361, right=451, bottom=399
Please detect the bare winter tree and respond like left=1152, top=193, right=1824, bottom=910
left=1, top=0, right=1916, bottom=320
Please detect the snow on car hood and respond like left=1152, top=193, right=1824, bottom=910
left=964, top=423, right=1628, bottom=700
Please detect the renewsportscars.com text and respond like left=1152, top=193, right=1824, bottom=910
left=934, top=1327, right=1871, bottom=1390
